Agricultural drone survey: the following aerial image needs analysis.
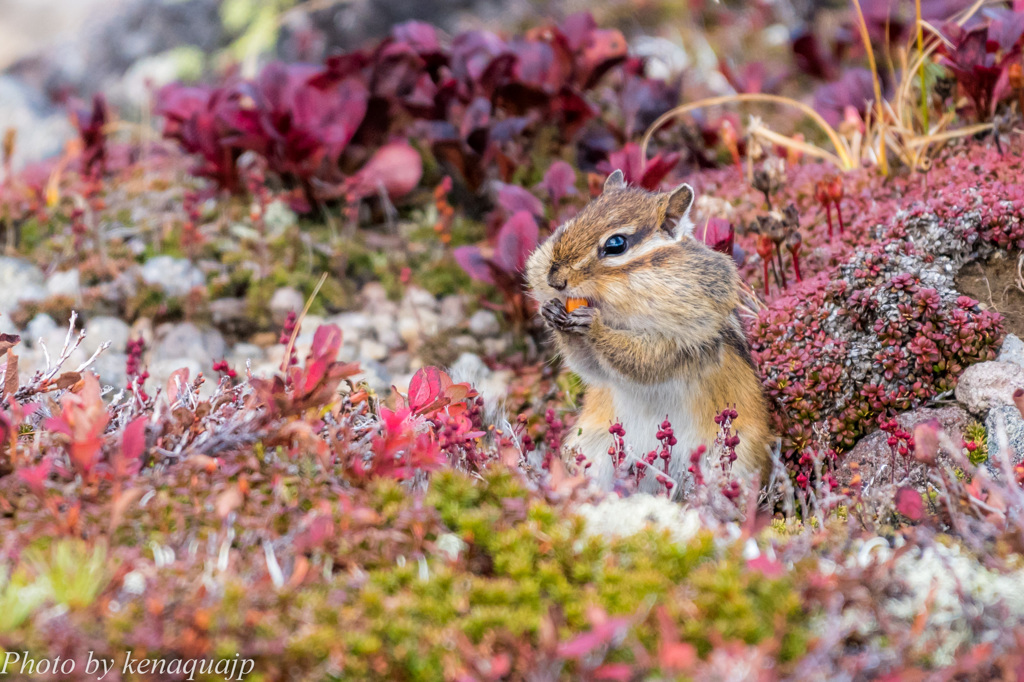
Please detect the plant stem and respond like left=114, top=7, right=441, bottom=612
left=640, top=93, right=854, bottom=172
left=836, top=202, right=846, bottom=236
left=915, top=0, right=930, bottom=132
left=825, top=204, right=834, bottom=239
left=851, top=0, right=888, bottom=175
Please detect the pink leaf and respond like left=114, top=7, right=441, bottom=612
left=494, top=210, right=539, bottom=274
left=747, top=555, right=785, bottom=578
left=310, top=325, right=343, bottom=364
left=122, top=417, right=147, bottom=462
left=895, top=486, right=925, bottom=521
left=17, top=459, right=52, bottom=497
left=496, top=183, right=544, bottom=218
left=537, top=161, right=577, bottom=205
left=453, top=245, right=495, bottom=284
left=345, top=142, right=423, bottom=201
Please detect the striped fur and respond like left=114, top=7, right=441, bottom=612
left=526, top=179, right=773, bottom=492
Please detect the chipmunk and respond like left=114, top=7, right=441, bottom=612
left=526, top=170, right=772, bottom=493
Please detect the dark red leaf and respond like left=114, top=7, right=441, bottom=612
left=895, top=486, right=925, bottom=521
left=494, top=210, right=539, bottom=274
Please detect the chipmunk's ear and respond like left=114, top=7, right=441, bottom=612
left=664, top=183, right=695, bottom=239
left=603, top=169, right=625, bottom=192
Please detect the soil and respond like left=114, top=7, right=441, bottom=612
left=956, top=253, right=1024, bottom=338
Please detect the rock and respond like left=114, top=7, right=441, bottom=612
left=209, top=298, right=255, bottom=336
left=153, top=323, right=226, bottom=369
left=955, top=361, right=1024, bottom=415
left=0, top=256, right=46, bottom=321
left=263, top=200, right=297, bottom=237
left=83, top=316, right=131, bottom=354
left=438, top=295, right=468, bottom=330
left=0, top=76, right=74, bottom=170
left=839, top=405, right=972, bottom=488
left=227, top=343, right=264, bottom=364
left=448, top=352, right=511, bottom=414
left=91, top=351, right=129, bottom=388
left=45, top=269, right=81, bottom=299
left=383, top=351, right=412, bottom=376
left=985, top=405, right=1024, bottom=467
left=577, top=495, right=702, bottom=544
left=361, top=282, right=390, bottom=307
left=327, top=312, right=372, bottom=337
left=482, top=338, right=509, bottom=356
left=268, top=287, right=305, bottom=324
left=397, top=309, right=439, bottom=346
left=997, top=334, right=1024, bottom=370
left=24, top=314, right=59, bottom=347
left=371, top=313, right=401, bottom=349
left=359, top=338, right=388, bottom=362
left=467, top=309, right=501, bottom=338
left=140, top=256, right=204, bottom=297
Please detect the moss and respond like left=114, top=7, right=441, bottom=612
left=964, top=421, right=989, bottom=465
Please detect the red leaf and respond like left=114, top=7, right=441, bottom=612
left=592, top=664, right=632, bottom=681
left=537, top=160, right=577, bottom=204
left=493, top=210, right=539, bottom=274
left=17, top=459, right=51, bottom=496
left=895, top=486, right=925, bottom=521
left=747, top=555, right=785, bottom=578
left=344, top=141, right=423, bottom=201
left=122, top=417, right=147, bottom=462
left=453, top=245, right=495, bottom=284
left=496, top=183, right=544, bottom=218
left=310, top=325, right=343, bottom=364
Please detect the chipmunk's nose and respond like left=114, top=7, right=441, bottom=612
left=547, top=266, right=567, bottom=291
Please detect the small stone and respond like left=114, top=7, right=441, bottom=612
left=153, top=323, right=226, bottom=369
left=955, top=361, right=1024, bottom=415
left=986, top=405, right=1024, bottom=467
left=268, top=287, right=305, bottom=325
left=226, top=343, right=265, bottom=370
left=46, top=269, right=81, bottom=299
left=25, top=314, right=59, bottom=348
left=402, top=285, right=439, bottom=312
left=209, top=298, right=254, bottom=336
left=839, top=406, right=971, bottom=488
left=384, top=351, right=411, bottom=375
left=327, top=312, right=372, bottom=336
left=359, top=338, right=388, bottom=362
left=91, top=351, right=129, bottom=388
left=398, top=310, right=439, bottom=345
left=0, top=256, right=46, bottom=319
left=482, top=337, right=508, bottom=356
left=140, top=256, right=204, bottom=297
left=361, top=282, right=390, bottom=306
left=451, top=335, right=480, bottom=352
left=997, top=334, right=1024, bottom=370
left=371, top=314, right=401, bottom=349
left=467, top=309, right=501, bottom=337
left=84, top=316, right=131, bottom=354
left=438, top=295, right=468, bottom=330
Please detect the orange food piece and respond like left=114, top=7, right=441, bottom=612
left=565, top=297, right=588, bottom=312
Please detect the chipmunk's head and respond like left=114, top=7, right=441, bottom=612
left=526, top=170, right=697, bottom=308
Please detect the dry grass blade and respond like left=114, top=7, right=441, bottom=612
left=640, top=93, right=855, bottom=172
left=851, top=0, right=889, bottom=175
left=281, top=272, right=330, bottom=372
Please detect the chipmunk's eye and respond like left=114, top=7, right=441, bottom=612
left=601, top=234, right=628, bottom=257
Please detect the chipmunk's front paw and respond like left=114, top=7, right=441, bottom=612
left=542, top=299, right=597, bottom=335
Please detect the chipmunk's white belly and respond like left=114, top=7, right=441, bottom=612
left=570, top=378, right=708, bottom=493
